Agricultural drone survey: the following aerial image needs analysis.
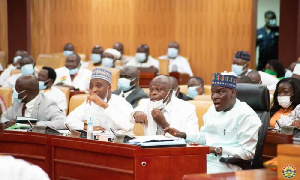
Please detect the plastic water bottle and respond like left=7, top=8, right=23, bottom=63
left=87, top=117, right=93, bottom=140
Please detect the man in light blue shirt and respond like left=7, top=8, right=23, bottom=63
left=165, top=72, right=261, bottom=174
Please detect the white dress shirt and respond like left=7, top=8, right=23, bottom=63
left=54, top=67, right=92, bottom=92
left=130, top=97, right=199, bottom=136
left=24, top=95, right=38, bottom=117
left=126, top=56, right=159, bottom=69
left=0, top=155, right=50, bottom=180
left=65, top=94, right=133, bottom=131
left=186, top=99, right=262, bottom=174
left=119, top=88, right=135, bottom=99
left=0, top=64, right=16, bottom=86
left=41, top=86, right=68, bottom=113
left=159, top=55, right=193, bottom=77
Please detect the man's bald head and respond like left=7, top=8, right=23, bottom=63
left=169, top=76, right=178, bottom=90
left=149, top=75, right=173, bottom=102
left=168, top=41, right=180, bottom=50
left=15, top=75, right=39, bottom=103
left=247, top=70, right=262, bottom=84
left=151, top=75, right=172, bottom=90
left=113, top=42, right=124, bottom=54
left=121, top=66, right=139, bottom=79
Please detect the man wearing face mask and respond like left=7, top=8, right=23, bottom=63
left=0, top=50, right=28, bottom=86
left=55, top=53, right=92, bottom=91
left=113, top=66, right=148, bottom=108
left=159, top=41, right=193, bottom=77
left=169, top=76, right=192, bottom=101
left=187, top=77, right=204, bottom=99
left=1, top=75, right=66, bottom=129
left=87, top=45, right=104, bottom=69
left=229, top=51, right=278, bottom=90
left=285, top=62, right=299, bottom=78
left=65, top=68, right=133, bottom=131
left=130, top=75, right=198, bottom=136
left=126, top=44, right=159, bottom=73
left=256, top=11, right=279, bottom=71
left=63, top=43, right=75, bottom=57
left=101, top=48, right=121, bottom=68
left=38, top=66, right=67, bottom=114
left=292, top=64, right=300, bottom=80
left=112, top=42, right=131, bottom=65
left=164, top=72, right=261, bottom=174
left=3, top=55, right=38, bottom=89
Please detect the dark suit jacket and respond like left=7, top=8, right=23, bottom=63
left=113, top=86, right=149, bottom=108
left=177, top=92, right=193, bottom=101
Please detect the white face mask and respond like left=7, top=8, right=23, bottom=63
left=278, top=95, right=293, bottom=109
left=102, top=58, right=114, bottom=67
left=150, top=90, right=171, bottom=109
left=136, top=53, right=147, bottom=63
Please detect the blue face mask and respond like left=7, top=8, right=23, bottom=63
left=231, top=64, right=244, bottom=76
left=13, top=90, right=27, bottom=103
left=102, top=58, right=114, bottom=67
left=168, top=48, right=178, bottom=58
left=14, top=56, right=22, bottom=64
left=117, top=78, right=136, bottom=91
left=285, top=70, right=293, bottom=78
left=63, top=50, right=73, bottom=56
left=69, top=68, right=79, bottom=75
left=91, top=54, right=101, bottom=64
left=136, top=53, right=147, bottom=63
left=187, top=86, right=199, bottom=99
left=21, top=64, right=34, bottom=75
left=39, top=80, right=49, bottom=90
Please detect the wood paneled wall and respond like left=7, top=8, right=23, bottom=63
left=31, top=0, right=256, bottom=84
left=0, top=0, right=8, bottom=68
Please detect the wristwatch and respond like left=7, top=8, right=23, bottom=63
left=215, top=147, right=222, bottom=156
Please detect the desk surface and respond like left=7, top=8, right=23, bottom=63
left=183, top=169, right=277, bottom=180
left=0, top=130, right=208, bottom=180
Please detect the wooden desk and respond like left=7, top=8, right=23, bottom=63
left=169, top=72, right=190, bottom=85
left=183, top=169, right=277, bottom=180
left=139, top=72, right=156, bottom=88
left=262, top=131, right=293, bottom=161
left=0, top=131, right=208, bottom=180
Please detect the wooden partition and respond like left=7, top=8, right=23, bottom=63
left=30, top=0, right=256, bottom=84
left=0, top=0, right=8, bottom=67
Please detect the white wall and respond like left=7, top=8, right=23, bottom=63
left=257, top=0, right=280, bottom=28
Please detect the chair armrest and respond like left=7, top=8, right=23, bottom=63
left=219, top=157, right=253, bottom=163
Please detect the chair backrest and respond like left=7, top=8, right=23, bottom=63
left=187, top=100, right=213, bottom=129
left=179, top=85, right=188, bottom=95
left=78, top=53, right=86, bottom=62
left=55, top=86, right=70, bottom=106
left=236, top=84, right=270, bottom=169
left=10, top=69, right=21, bottom=76
left=142, top=88, right=150, bottom=96
left=108, top=68, right=120, bottom=92
left=204, top=85, right=211, bottom=95
left=36, top=54, right=64, bottom=69
left=193, top=95, right=212, bottom=101
left=68, top=94, right=88, bottom=114
left=158, top=59, right=169, bottom=75
left=0, top=87, right=12, bottom=108
left=0, top=51, right=6, bottom=69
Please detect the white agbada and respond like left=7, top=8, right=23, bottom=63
left=126, top=55, right=159, bottom=69
left=159, top=55, right=193, bottom=77
left=2, top=73, right=22, bottom=89
left=41, top=86, right=68, bottom=113
left=54, top=67, right=92, bottom=91
left=130, top=97, right=199, bottom=136
left=0, top=64, right=16, bottom=86
left=0, top=155, right=50, bottom=180
left=186, top=99, right=261, bottom=174
left=65, top=94, right=133, bottom=131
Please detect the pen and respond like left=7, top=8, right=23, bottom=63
left=276, top=120, right=281, bottom=129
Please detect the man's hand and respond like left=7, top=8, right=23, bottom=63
left=5, top=120, right=16, bottom=128
left=164, top=127, right=186, bottom=139
left=151, top=109, right=169, bottom=128
left=87, top=89, right=108, bottom=109
left=291, top=120, right=300, bottom=128
left=133, top=111, right=148, bottom=127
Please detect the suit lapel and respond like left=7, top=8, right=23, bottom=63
left=126, top=88, right=138, bottom=102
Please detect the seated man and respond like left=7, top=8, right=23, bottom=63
left=159, top=41, right=193, bottom=77
left=0, top=50, right=28, bottom=86
left=247, top=70, right=262, bottom=84
left=169, top=76, right=192, bottom=101
left=65, top=67, right=133, bottom=131
left=126, top=44, right=159, bottom=73
left=87, top=45, right=104, bottom=69
left=55, top=53, right=92, bottom=91
left=236, top=75, right=252, bottom=84
left=292, top=64, right=300, bottom=80
left=38, top=66, right=68, bottom=113
left=165, top=72, right=261, bottom=174
left=284, top=61, right=299, bottom=78
left=1, top=75, right=66, bottom=129
left=63, top=43, right=75, bottom=57
left=113, top=42, right=131, bottom=65
left=3, top=55, right=38, bottom=89
left=130, top=75, right=199, bottom=136
left=101, top=48, right=121, bottom=68
left=230, top=50, right=278, bottom=90
left=113, top=66, right=148, bottom=108
left=187, top=77, right=204, bottom=99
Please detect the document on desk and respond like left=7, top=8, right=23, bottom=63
left=129, top=135, right=181, bottom=143
left=128, top=135, right=186, bottom=148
